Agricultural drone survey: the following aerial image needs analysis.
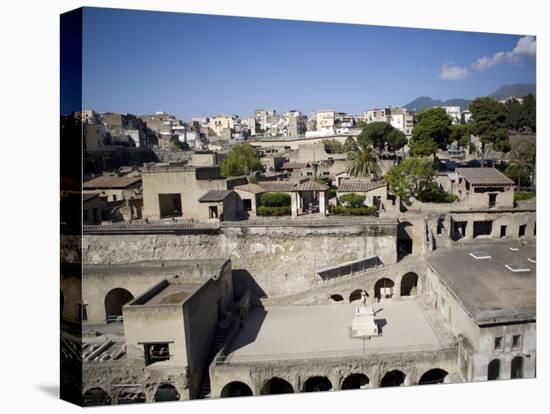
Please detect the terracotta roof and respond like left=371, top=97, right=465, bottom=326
left=456, top=168, right=514, bottom=186
left=257, top=180, right=328, bottom=192
left=198, top=190, right=234, bottom=202
left=233, top=184, right=266, bottom=194
left=83, top=175, right=141, bottom=189
left=338, top=180, right=385, bottom=192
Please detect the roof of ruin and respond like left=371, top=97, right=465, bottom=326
left=198, top=189, right=234, bottom=202
left=455, top=168, right=514, bottom=186
left=233, top=183, right=266, bottom=194
left=83, top=175, right=142, bottom=189
left=338, top=179, right=386, bottom=192
left=426, top=241, right=536, bottom=325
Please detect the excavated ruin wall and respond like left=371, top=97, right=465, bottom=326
left=77, top=225, right=397, bottom=298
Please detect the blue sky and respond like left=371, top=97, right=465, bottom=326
left=81, top=7, right=536, bottom=119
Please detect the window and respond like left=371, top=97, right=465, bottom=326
left=519, top=224, right=526, bottom=238
left=208, top=206, right=219, bottom=219
left=500, top=225, right=507, bottom=238
left=489, top=193, right=497, bottom=208
left=144, top=343, right=170, bottom=365
left=512, top=335, right=522, bottom=349
left=242, top=199, right=252, bottom=211
left=112, top=194, right=117, bottom=201
left=494, top=336, right=503, bottom=351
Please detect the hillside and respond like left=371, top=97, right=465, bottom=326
left=488, top=83, right=536, bottom=100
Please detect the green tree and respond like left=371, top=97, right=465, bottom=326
left=386, top=129, right=407, bottom=154
left=469, top=97, right=510, bottom=153
left=409, top=138, right=438, bottom=157
left=321, top=138, right=345, bottom=153
left=450, top=123, right=471, bottom=147
left=220, top=143, right=264, bottom=177
left=343, top=136, right=357, bottom=152
left=523, top=94, right=536, bottom=132
left=357, top=122, right=394, bottom=153
left=506, top=140, right=535, bottom=190
left=410, top=107, right=452, bottom=150
left=505, top=98, right=524, bottom=132
left=384, top=156, right=437, bottom=204
left=346, top=139, right=381, bottom=178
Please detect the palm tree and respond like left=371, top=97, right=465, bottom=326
left=507, top=141, right=535, bottom=191
left=346, top=140, right=381, bottom=179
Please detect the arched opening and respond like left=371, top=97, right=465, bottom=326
left=104, top=288, right=134, bottom=322
left=374, top=278, right=395, bottom=300
left=349, top=289, right=365, bottom=304
left=380, top=370, right=406, bottom=387
left=329, top=294, right=344, bottom=303
left=82, top=388, right=111, bottom=406
left=261, top=377, right=294, bottom=394
left=400, top=272, right=419, bottom=296
left=418, top=368, right=448, bottom=385
left=488, top=359, right=500, bottom=380
left=220, top=381, right=253, bottom=398
left=303, top=376, right=332, bottom=392
left=118, top=388, right=146, bottom=404
left=511, top=356, right=524, bottom=379
left=154, top=383, right=180, bottom=402
left=342, top=373, right=369, bottom=390
left=398, top=222, right=414, bottom=260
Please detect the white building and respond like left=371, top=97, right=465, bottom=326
left=440, top=106, right=461, bottom=124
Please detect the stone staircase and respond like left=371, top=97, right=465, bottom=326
left=196, top=319, right=237, bottom=399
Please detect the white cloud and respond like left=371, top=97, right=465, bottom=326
left=472, top=35, right=536, bottom=71
left=439, top=63, right=469, bottom=80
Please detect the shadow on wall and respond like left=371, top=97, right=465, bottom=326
left=227, top=306, right=268, bottom=354
left=232, top=269, right=268, bottom=300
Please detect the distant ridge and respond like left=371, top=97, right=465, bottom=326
left=403, top=83, right=536, bottom=112
left=488, top=83, right=536, bottom=100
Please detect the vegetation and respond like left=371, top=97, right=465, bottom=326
left=346, top=138, right=381, bottom=178
left=514, top=191, right=536, bottom=202
left=259, top=192, right=291, bottom=207
left=385, top=156, right=442, bottom=204
left=469, top=97, right=510, bottom=153
left=357, top=121, right=394, bottom=153
left=408, top=107, right=452, bottom=156
left=257, top=206, right=291, bottom=216
left=329, top=205, right=378, bottom=216
left=505, top=140, right=536, bottom=190
left=386, top=129, right=407, bottom=154
left=449, top=123, right=471, bottom=147
left=339, top=193, right=366, bottom=208
left=220, top=143, right=264, bottom=177
left=321, top=138, right=345, bottom=153
left=505, top=94, right=536, bottom=132
left=343, top=136, right=357, bottom=152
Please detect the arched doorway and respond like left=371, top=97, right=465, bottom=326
left=380, top=370, right=406, bottom=387
left=303, top=376, right=332, bottom=392
left=261, top=377, right=294, bottom=394
left=104, top=288, right=134, bottom=322
left=154, top=383, right=180, bottom=402
left=374, top=278, right=395, bottom=300
left=118, top=388, right=146, bottom=404
left=400, top=272, right=419, bottom=296
left=488, top=359, right=500, bottom=380
left=82, top=388, right=111, bottom=406
left=341, top=373, right=369, bottom=390
left=511, top=356, right=524, bottom=379
left=220, top=381, right=253, bottom=398
left=329, top=294, right=344, bottom=303
left=349, top=289, right=365, bottom=304
left=418, top=368, right=448, bottom=385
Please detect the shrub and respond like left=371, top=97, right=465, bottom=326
left=339, top=193, right=366, bottom=208
left=257, top=206, right=291, bottom=216
left=514, top=191, right=535, bottom=201
left=329, top=205, right=378, bottom=216
left=259, top=192, right=291, bottom=207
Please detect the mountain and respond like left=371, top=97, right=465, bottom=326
left=403, top=97, right=471, bottom=112
left=488, top=83, right=536, bottom=100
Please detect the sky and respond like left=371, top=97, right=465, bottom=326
left=80, top=7, right=536, bottom=119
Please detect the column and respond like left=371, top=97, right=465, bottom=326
left=319, top=191, right=327, bottom=216
left=291, top=192, right=298, bottom=218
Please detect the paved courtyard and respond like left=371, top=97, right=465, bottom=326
left=225, top=300, right=451, bottom=363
